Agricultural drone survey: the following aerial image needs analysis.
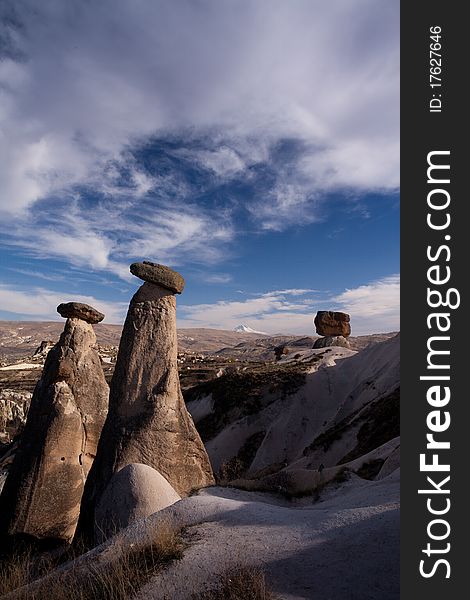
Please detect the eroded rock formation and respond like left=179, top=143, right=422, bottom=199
left=76, top=262, right=214, bottom=544
left=94, top=463, right=181, bottom=542
left=0, top=303, right=109, bottom=544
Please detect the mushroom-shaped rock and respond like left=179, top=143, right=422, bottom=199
left=57, top=302, right=105, bottom=324
left=130, top=261, right=185, bottom=294
left=76, top=263, right=213, bottom=545
left=313, top=335, right=351, bottom=349
left=314, top=311, right=351, bottom=337
left=94, top=463, right=181, bottom=543
left=0, top=316, right=109, bottom=544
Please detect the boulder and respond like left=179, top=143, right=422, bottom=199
left=313, top=336, right=351, bottom=349
left=130, top=261, right=185, bottom=294
left=0, top=311, right=109, bottom=544
left=314, top=311, right=351, bottom=337
left=76, top=263, right=214, bottom=544
left=94, top=463, right=180, bottom=542
left=57, top=302, right=105, bottom=324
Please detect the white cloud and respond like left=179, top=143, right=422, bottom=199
left=3, top=197, right=234, bottom=278
left=0, top=284, right=126, bottom=323
left=183, top=146, right=246, bottom=179
left=270, top=289, right=316, bottom=296
left=203, top=273, right=233, bottom=284
left=332, top=274, right=400, bottom=334
left=178, top=289, right=316, bottom=333
left=0, top=0, right=399, bottom=272
left=252, top=182, right=322, bottom=232
left=178, top=277, right=400, bottom=335
left=0, top=275, right=399, bottom=334
left=7, top=268, right=65, bottom=282
left=178, top=288, right=322, bottom=334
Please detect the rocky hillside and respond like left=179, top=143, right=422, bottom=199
left=0, top=320, right=397, bottom=364
left=184, top=334, right=400, bottom=489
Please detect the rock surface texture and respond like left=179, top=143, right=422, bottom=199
left=0, top=311, right=109, bottom=544
left=0, top=390, right=31, bottom=444
left=94, top=463, right=181, bottom=542
left=312, top=335, right=351, bottom=349
left=314, top=311, right=351, bottom=337
left=76, top=262, right=214, bottom=544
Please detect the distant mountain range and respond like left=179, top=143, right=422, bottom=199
left=0, top=320, right=398, bottom=364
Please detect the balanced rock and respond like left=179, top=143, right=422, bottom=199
left=94, top=463, right=181, bottom=543
left=76, top=263, right=213, bottom=544
left=313, top=335, right=351, bottom=349
left=0, top=308, right=109, bottom=544
left=57, top=302, right=105, bottom=324
left=314, top=311, right=351, bottom=337
left=130, top=261, right=185, bottom=294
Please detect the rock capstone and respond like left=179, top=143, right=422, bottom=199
left=57, top=302, right=105, bottom=324
left=76, top=264, right=213, bottom=544
left=130, top=261, right=185, bottom=294
left=0, top=311, right=109, bottom=544
left=314, top=311, right=351, bottom=337
left=94, top=463, right=181, bottom=543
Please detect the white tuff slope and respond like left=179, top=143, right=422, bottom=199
left=136, top=476, right=399, bottom=599
left=12, top=474, right=399, bottom=600
left=198, top=334, right=399, bottom=474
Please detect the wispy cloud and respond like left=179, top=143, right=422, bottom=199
left=2, top=195, right=234, bottom=279
left=0, top=275, right=399, bottom=334
left=332, top=274, right=400, bottom=333
left=178, top=277, right=399, bottom=335
left=203, top=273, right=233, bottom=284
left=0, top=0, right=398, bottom=274
left=7, top=268, right=65, bottom=282
left=179, top=289, right=316, bottom=332
left=0, top=284, right=126, bottom=323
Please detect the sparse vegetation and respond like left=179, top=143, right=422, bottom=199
left=225, top=467, right=352, bottom=502
left=192, top=564, right=276, bottom=600
left=0, top=520, right=184, bottom=599
left=303, top=387, right=400, bottom=462
left=302, top=406, right=364, bottom=455
left=333, top=467, right=350, bottom=483
left=217, top=430, right=266, bottom=483
left=185, top=366, right=306, bottom=442
left=356, top=459, right=385, bottom=480
left=218, top=456, right=245, bottom=482
left=308, top=467, right=351, bottom=501
left=0, top=548, right=39, bottom=598
left=340, top=387, right=400, bottom=463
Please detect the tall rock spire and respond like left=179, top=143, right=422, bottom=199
left=0, top=303, right=109, bottom=545
left=76, top=262, right=214, bottom=544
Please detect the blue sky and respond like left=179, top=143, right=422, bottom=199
left=0, top=0, right=399, bottom=335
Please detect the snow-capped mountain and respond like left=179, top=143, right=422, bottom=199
left=233, top=324, right=268, bottom=335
